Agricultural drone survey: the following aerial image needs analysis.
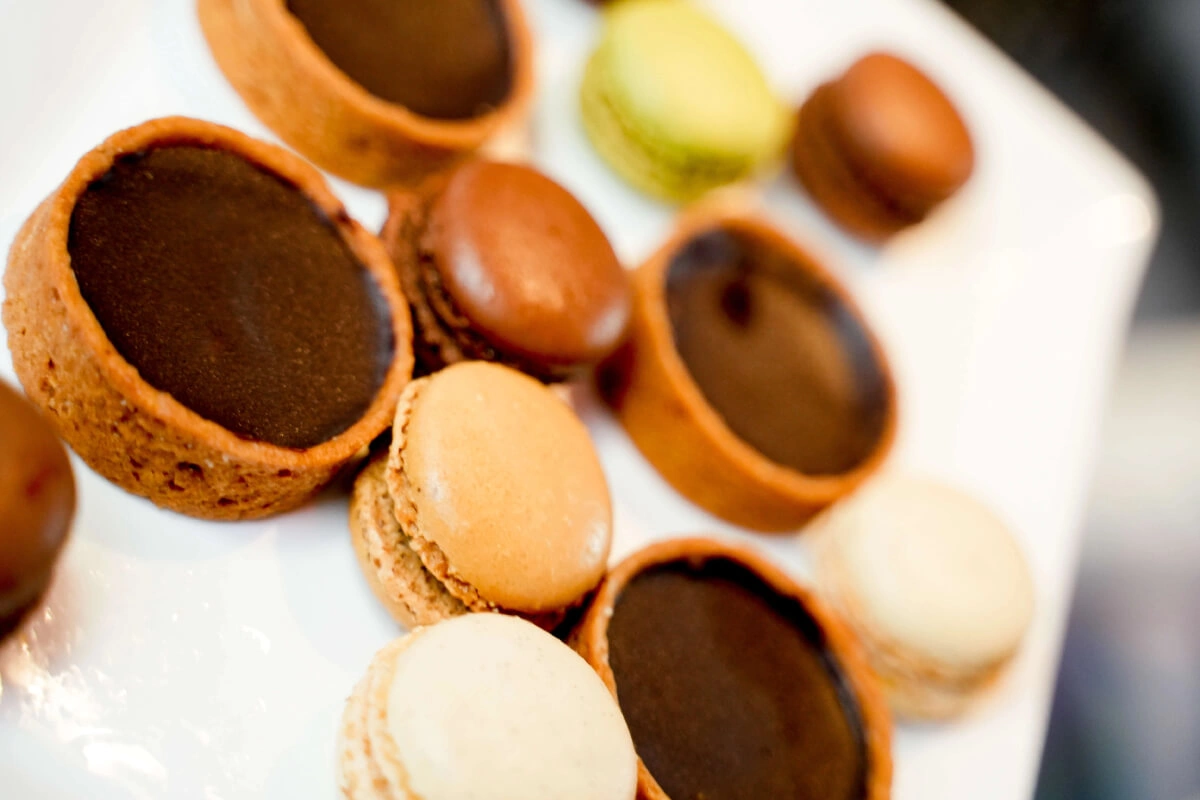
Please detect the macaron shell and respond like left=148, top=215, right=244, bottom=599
left=339, top=637, right=412, bottom=800
left=348, top=454, right=473, bottom=629
left=400, top=362, right=612, bottom=612
left=790, top=85, right=919, bottom=240
left=819, top=474, right=1034, bottom=669
left=383, top=615, right=637, bottom=800
left=829, top=53, right=974, bottom=203
left=424, top=160, right=631, bottom=366
left=600, top=0, right=785, bottom=160
left=580, top=55, right=752, bottom=201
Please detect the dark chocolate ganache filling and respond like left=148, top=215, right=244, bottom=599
left=607, top=558, right=868, bottom=800
left=286, top=0, right=513, bottom=120
left=68, top=145, right=394, bottom=450
left=666, top=227, right=889, bottom=476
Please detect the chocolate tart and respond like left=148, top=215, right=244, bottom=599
left=598, top=210, right=897, bottom=531
left=574, top=538, right=892, bottom=800
left=3, top=117, right=413, bottom=521
left=198, top=0, right=535, bottom=188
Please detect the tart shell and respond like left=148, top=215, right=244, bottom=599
left=598, top=209, right=898, bottom=532
left=572, top=537, right=893, bottom=800
left=3, top=117, right=414, bottom=521
left=198, top=0, right=535, bottom=188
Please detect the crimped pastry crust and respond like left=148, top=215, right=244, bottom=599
left=597, top=208, right=897, bottom=531
left=198, top=0, right=534, bottom=188
left=572, top=537, right=893, bottom=800
left=3, top=117, right=413, bottom=520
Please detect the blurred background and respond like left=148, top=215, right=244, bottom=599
left=938, top=1, right=1200, bottom=797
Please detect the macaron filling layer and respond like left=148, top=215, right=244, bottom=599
left=286, top=0, right=513, bottom=120
left=665, top=226, right=889, bottom=476
left=67, top=145, right=395, bottom=450
left=607, top=556, right=868, bottom=800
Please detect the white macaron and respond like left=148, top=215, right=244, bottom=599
left=811, top=473, right=1034, bottom=720
left=338, top=613, right=637, bottom=800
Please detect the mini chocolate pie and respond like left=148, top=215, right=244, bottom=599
left=3, top=117, right=413, bottom=520
left=198, top=0, right=535, bottom=188
left=599, top=210, right=896, bottom=531
left=791, top=53, right=975, bottom=241
left=381, top=159, right=632, bottom=381
left=574, top=538, right=892, bottom=800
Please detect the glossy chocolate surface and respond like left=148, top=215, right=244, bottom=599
left=666, top=227, right=888, bottom=475
left=607, top=558, right=867, bottom=800
left=0, top=381, right=74, bottom=639
left=69, top=145, right=393, bottom=449
left=424, top=160, right=630, bottom=370
left=286, top=0, right=513, bottom=120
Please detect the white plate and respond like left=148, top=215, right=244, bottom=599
left=0, top=0, right=1157, bottom=798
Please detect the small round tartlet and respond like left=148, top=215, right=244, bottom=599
left=599, top=209, right=897, bottom=531
left=0, top=379, right=75, bottom=640
left=581, top=0, right=787, bottom=202
left=381, top=159, right=632, bottom=381
left=573, top=538, right=892, bottom=800
left=340, top=614, right=637, bottom=800
left=791, top=53, right=975, bottom=240
left=3, top=117, right=413, bottom=520
left=349, top=361, right=613, bottom=629
left=199, top=0, right=535, bottom=188
left=811, top=474, right=1035, bottom=720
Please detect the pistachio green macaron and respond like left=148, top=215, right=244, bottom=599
left=581, top=0, right=788, bottom=202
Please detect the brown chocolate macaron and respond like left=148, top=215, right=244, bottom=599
left=573, top=538, right=892, bottom=800
left=791, top=53, right=974, bottom=241
left=3, top=117, right=413, bottom=520
left=381, top=159, right=632, bottom=381
left=599, top=209, right=897, bottom=531
left=0, top=379, right=75, bottom=640
left=199, top=0, right=535, bottom=188
left=349, top=361, right=613, bottom=629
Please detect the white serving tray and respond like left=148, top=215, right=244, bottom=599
left=0, top=0, right=1158, bottom=798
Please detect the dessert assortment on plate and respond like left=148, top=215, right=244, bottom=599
left=0, top=0, right=1036, bottom=797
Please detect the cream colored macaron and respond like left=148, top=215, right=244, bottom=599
left=339, top=614, right=638, bottom=800
left=811, top=473, right=1035, bottom=720
left=349, top=361, right=613, bottom=629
